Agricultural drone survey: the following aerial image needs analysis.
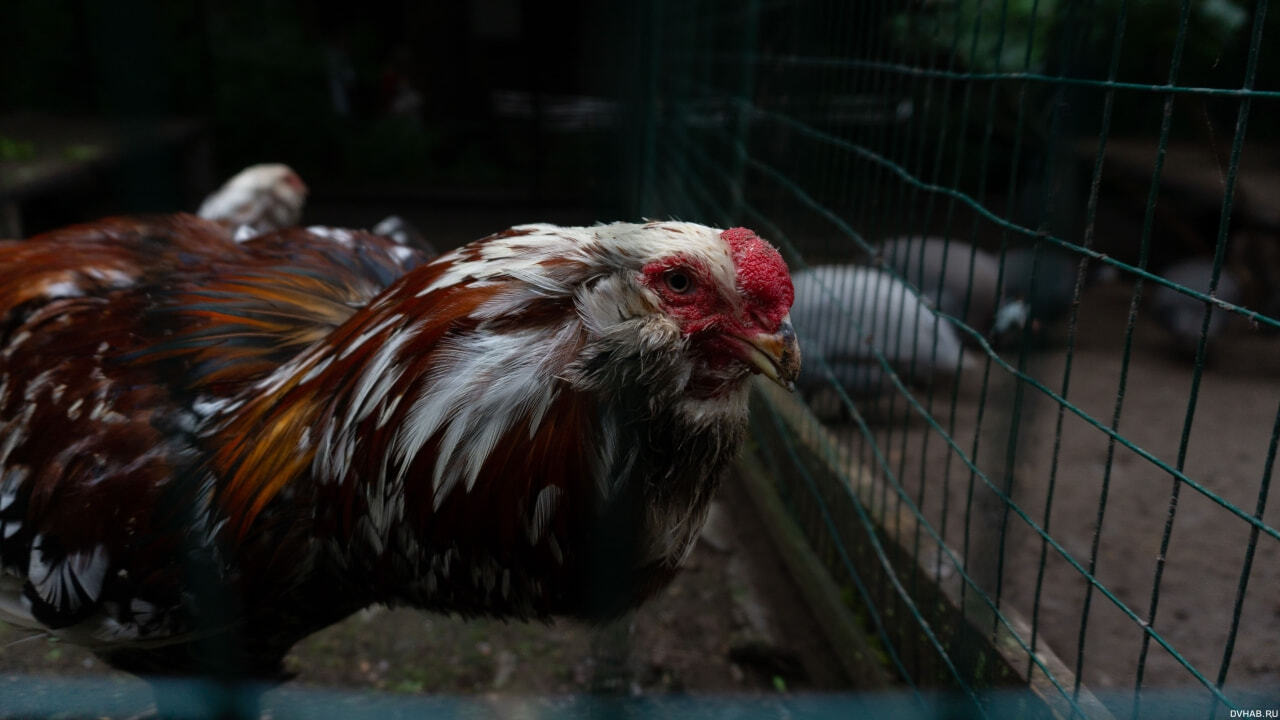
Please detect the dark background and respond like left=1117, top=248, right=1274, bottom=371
left=0, top=0, right=654, bottom=239
left=4, top=0, right=1278, bottom=245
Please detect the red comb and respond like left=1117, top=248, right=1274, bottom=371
left=720, top=227, right=793, bottom=329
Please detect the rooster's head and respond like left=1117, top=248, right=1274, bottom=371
left=560, top=222, right=800, bottom=409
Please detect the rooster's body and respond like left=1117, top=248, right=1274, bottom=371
left=0, top=215, right=798, bottom=681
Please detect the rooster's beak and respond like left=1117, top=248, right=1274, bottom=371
left=739, top=317, right=801, bottom=392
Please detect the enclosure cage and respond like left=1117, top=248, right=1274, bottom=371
left=624, top=0, right=1280, bottom=718
left=2, top=0, right=1280, bottom=718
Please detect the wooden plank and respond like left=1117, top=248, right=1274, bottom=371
left=748, top=378, right=1116, bottom=720
left=734, top=456, right=895, bottom=689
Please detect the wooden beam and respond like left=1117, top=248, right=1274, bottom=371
left=735, top=456, right=895, bottom=689
left=746, top=379, right=1115, bottom=720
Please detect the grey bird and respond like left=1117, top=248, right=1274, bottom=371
left=1001, top=245, right=1082, bottom=326
left=880, top=236, right=1002, bottom=339
left=1150, top=258, right=1243, bottom=359
left=879, top=236, right=1078, bottom=347
left=791, top=264, right=967, bottom=402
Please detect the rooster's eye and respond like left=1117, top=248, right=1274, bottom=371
left=665, top=270, right=693, bottom=294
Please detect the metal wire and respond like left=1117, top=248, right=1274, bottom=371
left=639, top=0, right=1280, bottom=715
left=1133, top=0, right=1270, bottom=714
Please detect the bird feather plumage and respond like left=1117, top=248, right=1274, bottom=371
left=0, top=215, right=797, bottom=681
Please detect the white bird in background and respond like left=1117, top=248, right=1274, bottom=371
left=197, top=163, right=309, bottom=238
left=197, top=164, right=440, bottom=260
left=880, top=236, right=1003, bottom=339
left=790, top=264, right=967, bottom=403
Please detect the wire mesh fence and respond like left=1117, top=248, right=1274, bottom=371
left=0, top=675, right=1212, bottom=720
left=2, top=2, right=1280, bottom=718
left=632, top=0, right=1280, bottom=717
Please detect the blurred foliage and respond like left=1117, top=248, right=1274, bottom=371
left=0, top=136, right=37, bottom=162
left=888, top=0, right=1249, bottom=80
left=889, top=0, right=1060, bottom=74
left=61, top=144, right=103, bottom=162
left=873, top=0, right=1279, bottom=220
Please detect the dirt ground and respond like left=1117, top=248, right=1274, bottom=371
left=0, top=470, right=855, bottom=715
left=825, top=279, right=1280, bottom=702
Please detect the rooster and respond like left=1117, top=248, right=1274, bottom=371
left=196, top=164, right=436, bottom=259
left=0, top=215, right=798, bottom=696
left=197, top=163, right=309, bottom=238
